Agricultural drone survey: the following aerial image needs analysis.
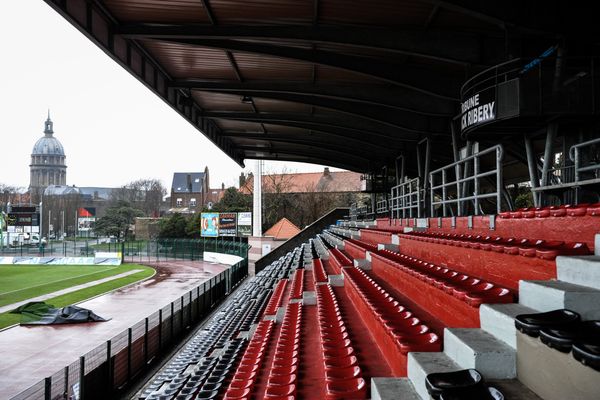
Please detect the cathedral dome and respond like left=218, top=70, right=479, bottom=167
left=32, top=114, right=65, bottom=156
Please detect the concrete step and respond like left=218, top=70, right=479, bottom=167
left=596, top=233, right=599, bottom=256
left=557, top=255, right=600, bottom=290
left=519, top=280, right=600, bottom=319
left=407, top=352, right=460, bottom=400
left=371, top=377, right=420, bottom=400
left=443, top=328, right=516, bottom=379
left=479, top=303, right=537, bottom=349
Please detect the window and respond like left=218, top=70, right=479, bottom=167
left=176, top=198, right=183, bottom=207
left=190, top=198, right=197, bottom=207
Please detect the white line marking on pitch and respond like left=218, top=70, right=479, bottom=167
left=0, top=269, right=142, bottom=314
left=0, top=267, right=117, bottom=297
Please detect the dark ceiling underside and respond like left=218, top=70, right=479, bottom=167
left=43, top=0, right=596, bottom=173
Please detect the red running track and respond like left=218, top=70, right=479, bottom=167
left=0, top=260, right=229, bottom=399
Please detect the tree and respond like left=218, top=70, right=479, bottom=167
left=159, top=213, right=188, bottom=238
left=94, top=201, right=144, bottom=239
left=110, top=179, right=166, bottom=217
left=213, top=187, right=252, bottom=212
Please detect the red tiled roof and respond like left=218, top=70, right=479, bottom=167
left=239, top=169, right=361, bottom=195
left=264, top=217, right=301, bottom=240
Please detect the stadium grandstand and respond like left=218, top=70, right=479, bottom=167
left=19, top=1, right=600, bottom=399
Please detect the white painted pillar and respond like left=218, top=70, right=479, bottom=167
left=252, top=160, right=262, bottom=236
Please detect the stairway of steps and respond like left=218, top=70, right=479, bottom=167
left=370, top=234, right=600, bottom=400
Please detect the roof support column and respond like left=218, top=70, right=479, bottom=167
left=252, top=160, right=262, bottom=236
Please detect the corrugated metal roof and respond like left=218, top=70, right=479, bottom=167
left=104, top=0, right=210, bottom=23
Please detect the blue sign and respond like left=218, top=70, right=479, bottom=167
left=201, top=213, right=219, bottom=237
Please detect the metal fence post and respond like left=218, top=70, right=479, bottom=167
left=79, top=356, right=85, bottom=400
left=64, top=366, right=69, bottom=399
left=180, top=296, right=185, bottom=332
left=170, top=302, right=175, bottom=340
left=127, top=328, right=132, bottom=381
left=44, top=377, right=51, bottom=400
left=144, top=318, right=149, bottom=365
left=106, top=340, right=113, bottom=395
left=158, top=309, right=163, bottom=350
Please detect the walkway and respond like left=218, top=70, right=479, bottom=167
left=0, top=269, right=143, bottom=314
left=0, top=260, right=229, bottom=399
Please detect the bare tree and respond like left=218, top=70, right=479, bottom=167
left=110, top=178, right=166, bottom=216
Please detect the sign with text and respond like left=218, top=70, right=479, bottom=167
left=201, top=213, right=219, bottom=237
left=460, top=87, right=496, bottom=133
left=218, top=213, right=237, bottom=237
left=78, top=217, right=96, bottom=232
left=237, top=212, right=252, bottom=236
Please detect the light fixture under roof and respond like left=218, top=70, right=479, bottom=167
left=241, top=95, right=253, bottom=104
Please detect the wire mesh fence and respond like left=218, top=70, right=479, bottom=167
left=9, top=257, right=247, bottom=400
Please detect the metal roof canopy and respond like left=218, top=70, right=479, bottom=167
left=42, top=0, right=595, bottom=174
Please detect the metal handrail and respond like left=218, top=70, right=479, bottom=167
left=390, top=177, right=422, bottom=219
left=376, top=198, right=388, bottom=214
left=430, top=145, right=504, bottom=216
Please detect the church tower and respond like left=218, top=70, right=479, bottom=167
left=29, top=112, right=67, bottom=201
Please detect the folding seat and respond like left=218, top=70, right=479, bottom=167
left=324, top=346, right=355, bottom=358
left=517, top=239, right=546, bottom=257
left=228, top=379, right=253, bottom=390
left=502, top=238, right=527, bottom=255
left=535, top=205, right=556, bottom=218
left=265, top=384, right=296, bottom=398
left=549, top=204, right=572, bottom=217
left=325, top=377, right=367, bottom=400
left=565, top=203, right=592, bottom=217
left=536, top=241, right=589, bottom=260
left=397, top=332, right=441, bottom=354
left=586, top=202, right=600, bottom=216
left=223, top=388, right=251, bottom=400
left=270, top=364, right=298, bottom=377
left=389, top=324, right=430, bottom=342
left=268, top=374, right=297, bottom=386
left=478, top=236, right=497, bottom=251
left=195, top=390, right=220, bottom=399
left=464, top=287, right=514, bottom=307
left=452, top=281, right=490, bottom=301
left=491, top=237, right=515, bottom=253
left=324, top=355, right=359, bottom=369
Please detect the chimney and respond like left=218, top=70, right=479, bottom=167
left=239, top=172, right=246, bottom=188
left=187, top=174, right=192, bottom=192
left=221, top=182, right=225, bottom=190
left=323, top=167, right=331, bottom=177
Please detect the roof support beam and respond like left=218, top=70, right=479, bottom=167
left=197, top=89, right=448, bottom=132
left=204, top=111, right=431, bottom=141
left=239, top=146, right=374, bottom=170
left=116, top=24, right=487, bottom=66
left=142, top=38, right=462, bottom=100
left=223, top=131, right=397, bottom=155
left=170, top=80, right=455, bottom=116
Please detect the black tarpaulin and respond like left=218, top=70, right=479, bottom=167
left=11, top=302, right=109, bottom=325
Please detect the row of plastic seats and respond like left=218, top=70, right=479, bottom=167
left=264, top=279, right=288, bottom=316
left=345, top=237, right=379, bottom=253
left=328, top=247, right=353, bottom=275
left=358, top=228, right=392, bottom=244
left=316, top=284, right=367, bottom=399
left=398, top=231, right=591, bottom=261
left=223, top=320, right=276, bottom=400
left=140, top=246, right=303, bottom=399
left=498, top=203, right=600, bottom=219
left=375, top=249, right=514, bottom=307
left=343, top=267, right=441, bottom=354
left=289, top=268, right=305, bottom=300
left=264, top=302, right=303, bottom=399
left=313, top=258, right=328, bottom=283
left=515, top=309, right=600, bottom=372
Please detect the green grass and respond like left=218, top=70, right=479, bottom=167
left=0, top=264, right=154, bottom=329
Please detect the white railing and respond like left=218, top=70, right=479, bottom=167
left=430, top=145, right=504, bottom=216
left=390, top=177, right=422, bottom=218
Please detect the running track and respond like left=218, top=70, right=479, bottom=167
left=0, top=260, right=229, bottom=399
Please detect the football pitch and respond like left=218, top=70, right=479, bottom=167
left=0, top=264, right=155, bottom=329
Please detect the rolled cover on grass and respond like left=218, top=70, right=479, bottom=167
left=10, top=301, right=110, bottom=325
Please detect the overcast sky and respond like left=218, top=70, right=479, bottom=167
left=0, top=1, right=339, bottom=191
